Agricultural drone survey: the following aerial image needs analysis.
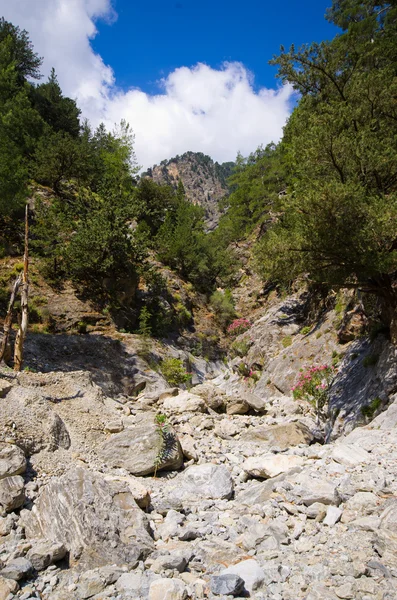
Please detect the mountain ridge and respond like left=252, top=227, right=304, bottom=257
left=143, top=151, right=235, bottom=230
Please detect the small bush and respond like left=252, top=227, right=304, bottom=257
left=282, top=335, right=292, bottom=348
left=175, top=302, right=192, bottom=326
left=300, top=326, right=311, bottom=335
left=161, top=358, right=192, bottom=387
left=230, top=339, right=251, bottom=358
left=210, top=289, right=236, bottom=329
left=361, top=397, right=382, bottom=419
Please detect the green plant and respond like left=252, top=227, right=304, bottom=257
left=282, top=335, right=292, bottom=348
left=316, top=332, right=322, bottom=339
left=175, top=302, right=192, bottom=326
left=161, top=358, right=192, bottom=387
left=138, top=306, right=152, bottom=338
left=300, top=326, right=311, bottom=335
left=237, top=362, right=251, bottom=377
left=363, top=354, right=379, bottom=368
left=153, top=413, right=171, bottom=478
left=361, top=397, right=382, bottom=420
left=230, top=339, right=251, bottom=358
left=210, top=289, right=236, bottom=329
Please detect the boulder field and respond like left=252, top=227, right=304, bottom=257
left=0, top=358, right=396, bottom=600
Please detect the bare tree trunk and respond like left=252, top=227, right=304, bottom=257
left=14, top=205, right=29, bottom=372
left=0, top=276, right=22, bottom=363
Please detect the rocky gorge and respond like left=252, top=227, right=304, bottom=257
left=0, top=287, right=397, bottom=600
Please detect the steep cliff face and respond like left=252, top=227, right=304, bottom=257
left=144, top=151, right=234, bottom=229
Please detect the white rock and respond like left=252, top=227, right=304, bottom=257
left=163, top=391, right=206, bottom=414
left=331, top=444, right=371, bottom=467
left=221, top=559, right=265, bottom=593
left=148, top=578, right=188, bottom=600
left=168, top=463, right=234, bottom=502
left=243, top=454, right=305, bottom=479
left=323, top=505, right=343, bottom=526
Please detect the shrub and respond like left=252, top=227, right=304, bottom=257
left=210, top=289, right=236, bottom=329
left=361, top=397, right=382, bottom=419
left=300, top=326, right=311, bottom=335
left=227, top=318, right=251, bottom=336
left=282, top=335, right=292, bottom=348
left=161, top=358, right=192, bottom=387
left=230, top=339, right=251, bottom=358
left=292, top=364, right=336, bottom=426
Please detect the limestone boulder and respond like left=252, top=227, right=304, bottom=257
left=101, top=414, right=183, bottom=476
left=0, top=476, right=25, bottom=512
left=0, top=444, right=26, bottom=480
left=289, top=472, right=340, bottom=506
left=162, top=391, right=206, bottom=414
left=220, top=559, right=265, bottom=594
left=242, top=421, right=313, bottom=449
left=166, top=464, right=234, bottom=504
left=331, top=443, right=371, bottom=467
left=21, top=467, right=154, bottom=569
left=0, top=386, right=70, bottom=455
left=239, top=391, right=267, bottom=413
left=243, top=454, right=305, bottom=479
left=148, top=578, right=188, bottom=600
left=27, top=541, right=67, bottom=571
left=192, top=383, right=226, bottom=411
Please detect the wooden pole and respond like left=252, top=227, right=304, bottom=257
left=0, top=275, right=22, bottom=363
left=14, top=205, right=29, bottom=371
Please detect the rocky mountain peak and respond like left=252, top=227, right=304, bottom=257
left=143, top=151, right=235, bottom=229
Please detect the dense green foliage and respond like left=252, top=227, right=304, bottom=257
left=0, top=19, right=236, bottom=334
left=256, top=1, right=397, bottom=300
left=218, top=1, right=397, bottom=322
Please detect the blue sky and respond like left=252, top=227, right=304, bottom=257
left=92, top=0, right=338, bottom=94
left=0, top=0, right=339, bottom=167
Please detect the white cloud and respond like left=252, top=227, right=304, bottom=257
left=0, top=0, right=294, bottom=168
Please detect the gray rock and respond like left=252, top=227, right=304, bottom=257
left=0, top=386, right=71, bottom=454
left=27, top=541, right=67, bottom=571
left=192, top=383, right=225, bottom=411
left=167, top=464, right=234, bottom=502
left=21, top=467, right=154, bottom=569
left=151, top=552, right=187, bottom=573
left=180, top=435, right=198, bottom=461
left=239, top=391, right=267, bottom=413
left=242, top=421, right=313, bottom=449
left=0, top=380, right=12, bottom=398
left=305, top=584, right=339, bottom=599
left=331, top=444, right=370, bottom=467
left=0, top=558, right=32, bottom=581
left=210, top=574, right=245, bottom=596
left=0, top=475, right=25, bottom=512
left=162, top=391, right=206, bottom=414
left=221, top=559, right=265, bottom=593
left=290, top=472, right=340, bottom=506
left=225, top=398, right=249, bottom=415
left=0, top=444, right=26, bottom=480
left=101, top=414, right=183, bottom=476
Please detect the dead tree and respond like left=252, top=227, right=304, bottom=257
left=13, top=205, right=29, bottom=371
left=0, top=275, right=22, bottom=363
